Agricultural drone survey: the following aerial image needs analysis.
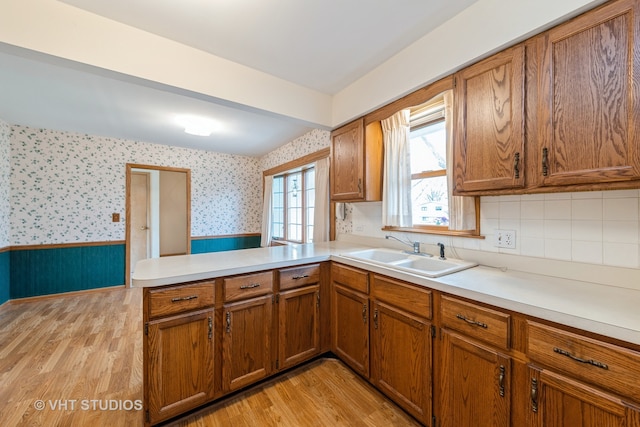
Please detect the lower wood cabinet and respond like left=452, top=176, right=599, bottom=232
left=529, top=368, right=640, bottom=427
left=278, top=284, right=320, bottom=370
left=440, top=330, right=511, bottom=427
left=222, top=294, right=273, bottom=392
left=143, top=261, right=640, bottom=427
left=371, top=300, right=432, bottom=424
left=331, top=283, right=369, bottom=377
left=146, top=308, right=215, bottom=425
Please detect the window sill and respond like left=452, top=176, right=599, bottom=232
left=382, top=226, right=485, bottom=239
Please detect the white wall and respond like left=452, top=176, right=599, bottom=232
left=9, top=125, right=262, bottom=245
left=0, top=120, right=9, bottom=248
left=340, top=189, right=640, bottom=270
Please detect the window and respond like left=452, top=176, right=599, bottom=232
left=272, top=166, right=315, bottom=243
left=409, top=99, right=449, bottom=229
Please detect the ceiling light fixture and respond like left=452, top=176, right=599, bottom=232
left=175, top=115, right=218, bottom=136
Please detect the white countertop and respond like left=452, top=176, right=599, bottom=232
left=132, top=241, right=640, bottom=346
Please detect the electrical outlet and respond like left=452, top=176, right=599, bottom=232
left=495, top=229, right=516, bottom=248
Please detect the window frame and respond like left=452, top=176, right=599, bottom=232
left=382, top=109, right=481, bottom=238
left=262, top=148, right=329, bottom=245
left=272, top=167, right=314, bottom=244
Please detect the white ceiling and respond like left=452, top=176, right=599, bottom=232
left=0, top=0, right=478, bottom=156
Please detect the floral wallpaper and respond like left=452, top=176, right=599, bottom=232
left=0, top=120, right=9, bottom=248
left=10, top=126, right=262, bottom=245
left=259, top=129, right=330, bottom=171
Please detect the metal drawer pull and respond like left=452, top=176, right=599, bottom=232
left=553, top=347, right=609, bottom=370
left=531, top=378, right=538, bottom=413
left=208, top=317, right=213, bottom=340
left=292, top=275, right=309, bottom=280
left=226, top=312, right=231, bottom=333
left=456, top=314, right=488, bottom=329
left=498, top=365, right=505, bottom=397
left=514, top=152, right=520, bottom=179
left=240, top=283, right=261, bottom=289
left=171, top=295, right=198, bottom=303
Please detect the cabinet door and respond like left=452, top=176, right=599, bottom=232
left=331, top=283, right=369, bottom=377
left=278, top=284, right=320, bottom=370
left=147, top=309, right=215, bottom=424
left=222, top=295, right=273, bottom=392
left=535, top=0, right=640, bottom=186
left=453, top=44, right=526, bottom=193
left=529, top=368, right=640, bottom=427
left=331, top=119, right=365, bottom=201
left=440, top=330, right=511, bottom=427
left=371, top=301, right=432, bottom=425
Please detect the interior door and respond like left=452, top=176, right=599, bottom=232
left=130, top=172, right=150, bottom=276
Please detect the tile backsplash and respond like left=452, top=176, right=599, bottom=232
left=343, top=190, right=640, bottom=269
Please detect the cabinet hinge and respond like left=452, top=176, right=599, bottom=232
left=431, top=325, right=436, bottom=339
left=276, top=294, right=280, bottom=303
left=144, top=322, right=148, bottom=336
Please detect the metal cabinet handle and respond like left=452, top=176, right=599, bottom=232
left=362, top=304, right=367, bottom=324
left=208, top=317, right=213, bottom=340
left=542, top=148, right=549, bottom=176
left=225, top=312, right=231, bottom=333
left=373, top=309, right=378, bottom=329
left=358, top=178, right=362, bottom=193
left=514, top=152, right=520, bottom=179
left=553, top=347, right=609, bottom=370
left=499, top=365, right=505, bottom=397
left=171, top=295, right=198, bottom=303
left=531, top=378, right=538, bottom=413
left=240, top=283, right=261, bottom=290
left=292, top=275, right=309, bottom=280
left=456, top=313, right=488, bottom=329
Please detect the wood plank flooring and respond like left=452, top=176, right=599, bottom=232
left=0, top=287, right=420, bottom=427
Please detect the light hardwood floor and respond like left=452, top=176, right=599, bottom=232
left=0, top=287, right=420, bottom=427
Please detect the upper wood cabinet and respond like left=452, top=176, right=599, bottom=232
left=531, top=0, right=640, bottom=188
left=330, top=118, right=383, bottom=202
left=453, top=44, right=526, bottom=193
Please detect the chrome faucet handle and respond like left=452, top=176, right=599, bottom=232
left=437, top=242, right=446, bottom=260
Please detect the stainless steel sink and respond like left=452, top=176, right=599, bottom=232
left=340, top=248, right=477, bottom=278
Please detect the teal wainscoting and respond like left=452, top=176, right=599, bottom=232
left=0, top=250, right=9, bottom=305
left=10, top=243, right=125, bottom=299
left=191, top=234, right=261, bottom=254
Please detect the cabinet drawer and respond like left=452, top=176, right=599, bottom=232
left=371, top=275, right=431, bottom=319
left=147, top=282, right=214, bottom=319
left=527, top=321, right=640, bottom=402
left=279, top=264, right=321, bottom=290
left=441, top=295, right=510, bottom=349
left=331, top=263, right=368, bottom=294
left=224, top=271, right=273, bottom=302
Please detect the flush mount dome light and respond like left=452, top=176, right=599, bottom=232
left=175, top=115, right=218, bottom=136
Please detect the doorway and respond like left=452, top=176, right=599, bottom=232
left=125, top=164, right=191, bottom=287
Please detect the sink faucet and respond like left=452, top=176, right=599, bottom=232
left=437, top=242, right=446, bottom=260
left=385, top=235, right=424, bottom=255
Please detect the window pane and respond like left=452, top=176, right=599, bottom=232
left=305, top=168, right=315, bottom=243
left=287, top=173, right=302, bottom=242
left=272, top=176, right=284, bottom=238
left=411, top=176, right=449, bottom=226
left=410, top=120, right=446, bottom=173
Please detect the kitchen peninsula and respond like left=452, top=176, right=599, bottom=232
left=133, top=239, right=640, bottom=426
